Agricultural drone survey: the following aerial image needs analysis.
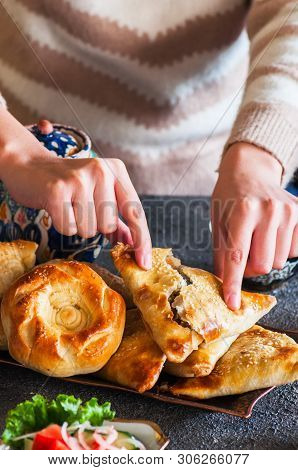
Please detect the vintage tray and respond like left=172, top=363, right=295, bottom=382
left=0, top=326, right=296, bottom=419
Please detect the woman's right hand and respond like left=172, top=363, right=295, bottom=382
left=0, top=108, right=152, bottom=269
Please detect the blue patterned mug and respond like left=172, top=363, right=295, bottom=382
left=0, top=121, right=104, bottom=262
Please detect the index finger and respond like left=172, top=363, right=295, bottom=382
left=223, top=213, right=254, bottom=310
left=114, top=163, right=152, bottom=270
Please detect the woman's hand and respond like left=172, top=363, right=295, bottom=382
left=212, top=142, right=297, bottom=310
left=0, top=108, right=152, bottom=269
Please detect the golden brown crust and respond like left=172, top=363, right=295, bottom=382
left=97, top=308, right=166, bottom=392
left=111, top=243, right=276, bottom=363
left=86, top=263, right=135, bottom=309
left=165, top=335, right=238, bottom=377
left=1, top=260, right=126, bottom=376
left=175, top=266, right=276, bottom=342
left=0, top=320, right=6, bottom=350
left=111, top=243, right=201, bottom=363
left=168, top=326, right=298, bottom=398
left=0, top=240, right=38, bottom=350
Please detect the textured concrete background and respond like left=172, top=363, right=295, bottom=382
left=0, top=197, right=297, bottom=449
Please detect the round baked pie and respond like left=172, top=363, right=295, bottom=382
left=1, top=260, right=126, bottom=376
left=0, top=240, right=38, bottom=350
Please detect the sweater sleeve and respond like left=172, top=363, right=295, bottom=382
left=225, top=0, right=298, bottom=185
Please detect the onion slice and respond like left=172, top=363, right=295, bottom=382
left=77, top=424, right=91, bottom=450
left=13, top=432, right=37, bottom=441
left=93, top=432, right=118, bottom=450
left=61, top=422, right=80, bottom=450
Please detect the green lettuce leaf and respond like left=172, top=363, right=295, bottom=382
left=76, top=398, right=115, bottom=426
left=2, top=394, right=115, bottom=449
left=47, top=394, right=82, bottom=425
left=2, top=395, right=49, bottom=449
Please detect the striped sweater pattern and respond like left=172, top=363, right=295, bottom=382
left=0, top=0, right=297, bottom=194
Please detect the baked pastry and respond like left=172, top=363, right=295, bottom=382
left=164, top=334, right=238, bottom=377
left=166, top=326, right=298, bottom=399
left=1, top=260, right=126, bottom=376
left=112, top=244, right=201, bottom=362
left=111, top=243, right=276, bottom=363
left=0, top=240, right=38, bottom=349
left=97, top=308, right=166, bottom=392
left=171, top=265, right=275, bottom=341
left=86, top=263, right=134, bottom=309
left=0, top=323, right=6, bottom=350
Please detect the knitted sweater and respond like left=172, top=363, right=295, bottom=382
left=0, top=0, right=297, bottom=195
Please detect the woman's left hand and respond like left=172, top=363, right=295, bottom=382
left=212, top=142, right=298, bottom=310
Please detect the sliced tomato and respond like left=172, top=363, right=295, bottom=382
left=91, top=440, right=100, bottom=450
left=37, top=425, right=62, bottom=440
left=33, top=433, right=55, bottom=450
left=48, top=440, right=69, bottom=450
left=32, top=425, right=69, bottom=450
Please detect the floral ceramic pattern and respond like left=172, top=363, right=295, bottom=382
left=0, top=123, right=103, bottom=262
left=30, top=125, right=79, bottom=157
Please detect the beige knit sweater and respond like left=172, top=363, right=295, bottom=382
left=0, top=0, right=297, bottom=195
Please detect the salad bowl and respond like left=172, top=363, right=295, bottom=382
left=0, top=394, right=169, bottom=450
left=104, top=419, right=169, bottom=450
left=0, top=421, right=169, bottom=450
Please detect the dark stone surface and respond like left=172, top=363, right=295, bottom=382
left=0, top=197, right=297, bottom=450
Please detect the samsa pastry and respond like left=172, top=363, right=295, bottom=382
left=97, top=308, right=166, bottom=392
left=171, top=264, right=276, bottom=343
left=86, top=263, right=134, bottom=309
left=0, top=240, right=38, bottom=349
left=112, top=244, right=276, bottom=363
left=167, top=326, right=298, bottom=399
left=1, top=260, right=125, bottom=376
left=165, top=334, right=238, bottom=377
left=112, top=244, right=201, bottom=362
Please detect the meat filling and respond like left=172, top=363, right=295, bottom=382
left=166, top=256, right=193, bottom=330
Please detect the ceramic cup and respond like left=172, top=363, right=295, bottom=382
left=0, top=121, right=103, bottom=262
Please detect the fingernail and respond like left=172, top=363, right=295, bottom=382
left=142, top=254, right=152, bottom=270
left=228, top=293, right=240, bottom=310
left=38, top=119, right=53, bottom=135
